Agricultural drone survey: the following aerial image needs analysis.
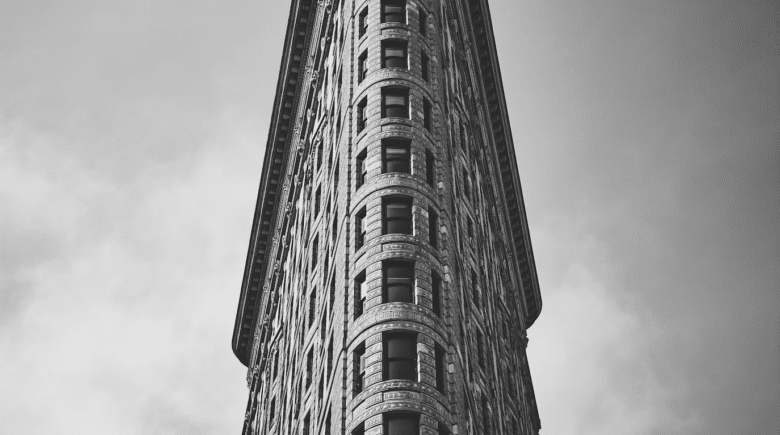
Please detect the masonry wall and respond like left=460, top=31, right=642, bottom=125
left=240, top=1, right=540, bottom=434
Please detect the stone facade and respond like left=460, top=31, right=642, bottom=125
left=232, top=1, right=543, bottom=434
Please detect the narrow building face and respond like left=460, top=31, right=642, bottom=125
left=232, top=1, right=543, bottom=434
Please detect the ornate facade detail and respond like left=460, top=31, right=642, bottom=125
left=232, top=1, right=543, bottom=435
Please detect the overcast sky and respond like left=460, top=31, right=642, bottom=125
left=1, top=0, right=777, bottom=434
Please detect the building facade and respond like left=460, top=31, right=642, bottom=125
left=232, top=0, right=543, bottom=434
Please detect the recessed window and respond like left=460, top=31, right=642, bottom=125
left=353, top=342, right=366, bottom=393
left=429, top=208, right=438, bottom=248
left=381, top=0, right=406, bottom=24
left=382, top=40, right=408, bottom=68
left=383, top=260, right=414, bottom=303
left=356, top=149, right=367, bottom=188
left=358, top=7, right=368, bottom=38
left=384, top=412, right=419, bottom=435
left=431, top=271, right=441, bottom=315
left=383, top=332, right=417, bottom=380
left=354, top=270, right=367, bottom=319
left=382, top=87, right=409, bottom=118
left=435, top=344, right=446, bottom=392
left=425, top=150, right=435, bottom=186
left=357, top=97, right=368, bottom=132
left=382, top=139, right=411, bottom=173
left=358, top=50, right=368, bottom=83
left=423, top=98, right=431, bottom=130
left=355, top=207, right=366, bottom=249
left=419, top=9, right=428, bottom=36
left=421, top=51, right=429, bottom=81
left=382, top=196, right=413, bottom=235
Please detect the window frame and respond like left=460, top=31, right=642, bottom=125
left=381, top=40, right=408, bottom=69
left=381, top=87, right=410, bottom=118
left=382, top=196, right=413, bottom=235
left=383, top=332, right=418, bottom=381
left=382, top=139, right=411, bottom=174
left=381, top=0, right=406, bottom=24
left=382, top=259, right=415, bottom=303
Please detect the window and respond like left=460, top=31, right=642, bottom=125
left=383, top=260, right=414, bottom=303
left=383, top=332, right=417, bottom=380
left=382, top=40, right=408, bottom=68
left=431, top=271, right=441, bottom=315
left=355, top=207, right=366, bottom=249
left=384, top=412, right=419, bottom=435
left=306, top=348, right=314, bottom=387
left=463, top=169, right=470, bottom=199
left=352, top=422, right=365, bottom=435
left=421, top=51, right=429, bottom=81
left=471, top=269, right=479, bottom=308
left=428, top=208, right=438, bottom=248
left=382, top=87, right=409, bottom=118
left=381, top=0, right=406, bottom=24
left=357, top=97, right=367, bottom=132
left=425, top=150, right=435, bottom=186
left=435, top=344, right=446, bottom=392
left=315, top=187, right=321, bottom=216
left=382, top=139, right=411, bottom=173
left=423, top=98, right=431, bottom=130
left=382, top=196, right=413, bottom=235
left=419, top=9, right=428, bottom=36
left=353, top=343, right=366, bottom=393
left=358, top=7, right=368, bottom=38
left=358, top=50, right=368, bottom=83
left=476, top=331, right=484, bottom=368
left=354, top=271, right=367, bottom=319
left=356, top=149, right=367, bottom=188
left=308, top=289, right=316, bottom=327
left=311, top=236, right=318, bottom=268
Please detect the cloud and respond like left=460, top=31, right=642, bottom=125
left=527, top=227, right=703, bottom=435
left=0, top=111, right=260, bottom=433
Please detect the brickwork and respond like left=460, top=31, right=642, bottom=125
left=234, top=1, right=542, bottom=434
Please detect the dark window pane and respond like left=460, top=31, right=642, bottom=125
left=385, top=413, right=419, bottom=435
left=383, top=197, right=412, bottom=235
left=388, top=360, right=415, bottom=379
left=387, top=284, right=413, bottom=303
left=382, top=1, right=406, bottom=24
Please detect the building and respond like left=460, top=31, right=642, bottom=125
left=231, top=0, right=543, bottom=433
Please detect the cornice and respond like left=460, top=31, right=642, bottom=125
left=232, top=0, right=543, bottom=368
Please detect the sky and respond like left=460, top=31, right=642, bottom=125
left=0, top=0, right=777, bottom=434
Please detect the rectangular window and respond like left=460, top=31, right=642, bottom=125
left=382, top=40, right=408, bottom=68
left=311, top=236, right=319, bottom=268
left=383, top=260, right=414, bottom=303
left=352, top=422, right=365, bottom=435
left=382, top=139, right=411, bottom=173
left=358, top=7, right=368, bottom=38
left=306, top=348, right=314, bottom=387
left=423, top=98, right=431, bottom=130
left=471, top=269, right=479, bottom=308
left=431, top=271, right=441, bottom=315
left=425, top=150, right=435, bottom=186
left=435, top=344, right=446, bottom=392
left=355, top=207, right=366, bottom=249
left=476, top=331, right=484, bottom=368
left=355, top=270, right=367, bottom=319
left=381, top=0, right=406, bottom=24
left=358, top=50, right=368, bottom=83
left=356, top=149, right=367, bottom=188
left=384, top=412, right=419, bottom=435
left=421, top=51, right=429, bottom=81
left=382, top=196, right=413, bottom=235
left=383, top=332, right=417, bottom=380
left=428, top=208, right=438, bottom=248
left=315, top=187, right=321, bottom=216
left=357, top=97, right=368, bottom=132
left=382, top=87, right=409, bottom=118
left=463, top=169, right=470, bottom=199
left=353, top=342, right=366, bottom=393
left=419, top=9, right=428, bottom=36
left=309, top=289, right=316, bottom=327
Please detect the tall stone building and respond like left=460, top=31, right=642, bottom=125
left=232, top=0, right=543, bottom=434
